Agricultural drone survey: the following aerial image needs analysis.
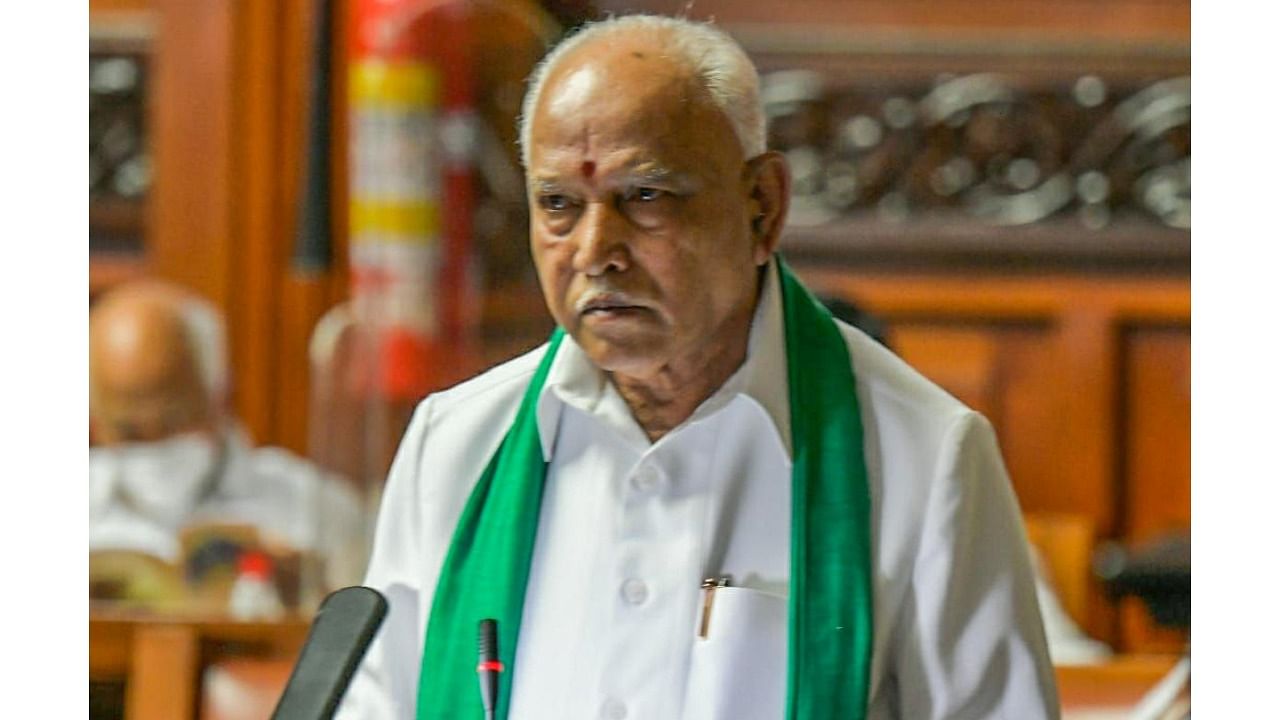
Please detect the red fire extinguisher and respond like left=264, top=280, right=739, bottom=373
left=349, top=0, right=478, bottom=401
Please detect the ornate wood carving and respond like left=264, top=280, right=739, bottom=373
left=766, top=69, right=1189, bottom=268
left=90, top=26, right=152, bottom=255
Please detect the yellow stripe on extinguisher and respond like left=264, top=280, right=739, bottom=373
left=351, top=60, right=440, bottom=108
left=351, top=200, right=441, bottom=240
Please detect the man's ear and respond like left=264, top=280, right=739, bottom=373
left=744, top=151, right=791, bottom=265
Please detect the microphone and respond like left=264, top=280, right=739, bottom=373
left=270, top=586, right=388, bottom=720
left=477, top=619, right=503, bottom=720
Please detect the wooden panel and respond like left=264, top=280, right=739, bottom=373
left=599, top=0, right=1190, bottom=42
left=126, top=624, right=200, bottom=720
left=91, top=0, right=151, bottom=12
left=148, top=0, right=234, bottom=310
left=1123, top=327, right=1191, bottom=539
left=274, top=0, right=343, bottom=456
left=1119, top=326, right=1190, bottom=653
left=91, top=612, right=310, bottom=720
left=1024, top=513, right=1095, bottom=629
left=136, top=0, right=348, bottom=452
left=1055, top=654, right=1182, bottom=712
left=880, top=315, right=1118, bottom=534
left=225, top=0, right=284, bottom=444
left=996, top=328, right=1085, bottom=516
left=890, top=325, right=1002, bottom=423
left=89, top=616, right=133, bottom=679
left=1054, top=308, right=1121, bottom=532
left=793, top=269, right=1190, bottom=322
left=89, top=255, right=149, bottom=302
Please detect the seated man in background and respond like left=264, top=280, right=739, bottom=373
left=88, top=280, right=362, bottom=597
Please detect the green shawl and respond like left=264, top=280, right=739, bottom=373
left=416, top=258, right=872, bottom=718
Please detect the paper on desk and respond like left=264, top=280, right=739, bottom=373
left=1129, top=657, right=1190, bottom=720
left=1063, top=710, right=1132, bottom=720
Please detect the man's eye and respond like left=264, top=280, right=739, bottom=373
left=539, top=194, right=572, bottom=212
left=631, top=187, right=664, bottom=202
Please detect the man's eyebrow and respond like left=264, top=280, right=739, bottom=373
left=625, top=163, right=696, bottom=189
left=529, top=164, right=697, bottom=192
left=531, top=177, right=569, bottom=194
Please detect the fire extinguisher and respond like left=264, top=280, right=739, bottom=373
left=349, top=0, right=478, bottom=401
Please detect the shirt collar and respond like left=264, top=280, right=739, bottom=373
left=535, top=257, right=792, bottom=460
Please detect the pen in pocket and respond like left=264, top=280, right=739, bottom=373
left=698, top=575, right=732, bottom=639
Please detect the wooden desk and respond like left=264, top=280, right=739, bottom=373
left=91, top=609, right=1182, bottom=720
left=89, top=608, right=310, bottom=720
left=1057, top=654, right=1185, bottom=718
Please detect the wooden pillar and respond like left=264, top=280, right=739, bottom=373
left=125, top=624, right=200, bottom=720
left=144, top=0, right=349, bottom=451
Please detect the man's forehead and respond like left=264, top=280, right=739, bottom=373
left=530, top=86, right=714, bottom=178
left=530, top=149, right=694, bottom=189
left=527, top=33, right=744, bottom=186
left=534, top=39, right=699, bottom=134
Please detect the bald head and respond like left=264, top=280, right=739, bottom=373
left=89, top=281, right=226, bottom=445
left=519, top=15, right=765, bottom=168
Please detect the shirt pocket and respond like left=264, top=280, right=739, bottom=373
left=683, top=586, right=788, bottom=720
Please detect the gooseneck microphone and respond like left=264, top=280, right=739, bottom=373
left=477, top=619, right=503, bottom=720
left=270, top=586, right=388, bottom=720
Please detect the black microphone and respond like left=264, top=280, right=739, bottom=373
left=271, top=586, right=388, bottom=720
left=477, top=619, right=502, bottom=720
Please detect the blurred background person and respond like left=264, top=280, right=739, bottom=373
left=89, top=280, right=361, bottom=602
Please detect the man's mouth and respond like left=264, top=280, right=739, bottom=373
left=577, top=293, right=648, bottom=318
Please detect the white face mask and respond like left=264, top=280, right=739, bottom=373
left=90, top=432, right=223, bottom=525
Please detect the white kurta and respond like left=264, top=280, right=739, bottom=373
left=339, top=263, right=1059, bottom=719
left=89, top=424, right=365, bottom=587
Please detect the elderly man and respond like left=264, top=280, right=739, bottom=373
left=341, top=15, right=1057, bottom=720
left=89, top=281, right=361, bottom=588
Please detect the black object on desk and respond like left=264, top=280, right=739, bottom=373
left=271, top=586, right=388, bottom=720
left=1095, top=532, right=1191, bottom=629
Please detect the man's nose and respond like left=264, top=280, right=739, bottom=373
left=572, top=201, right=630, bottom=276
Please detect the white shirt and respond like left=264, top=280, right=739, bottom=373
left=89, top=423, right=364, bottom=587
left=340, top=262, right=1059, bottom=719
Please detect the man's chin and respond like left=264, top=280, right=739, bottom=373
left=573, top=331, right=666, bottom=377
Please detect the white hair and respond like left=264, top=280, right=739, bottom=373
left=88, top=284, right=230, bottom=418
left=518, top=14, right=766, bottom=168
left=176, top=294, right=229, bottom=404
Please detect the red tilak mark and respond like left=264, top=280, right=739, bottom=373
left=581, top=160, right=596, bottom=178
left=477, top=660, right=505, bottom=673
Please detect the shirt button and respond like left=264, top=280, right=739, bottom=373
left=620, top=578, right=649, bottom=605
left=601, top=699, right=627, bottom=720
left=631, top=465, right=663, bottom=493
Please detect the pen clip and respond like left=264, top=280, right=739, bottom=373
left=698, top=575, right=731, bottom=640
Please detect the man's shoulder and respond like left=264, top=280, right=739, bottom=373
left=376, top=344, right=551, bottom=532
left=423, top=342, right=549, bottom=421
left=835, top=320, right=973, bottom=428
left=427, top=340, right=547, bottom=409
